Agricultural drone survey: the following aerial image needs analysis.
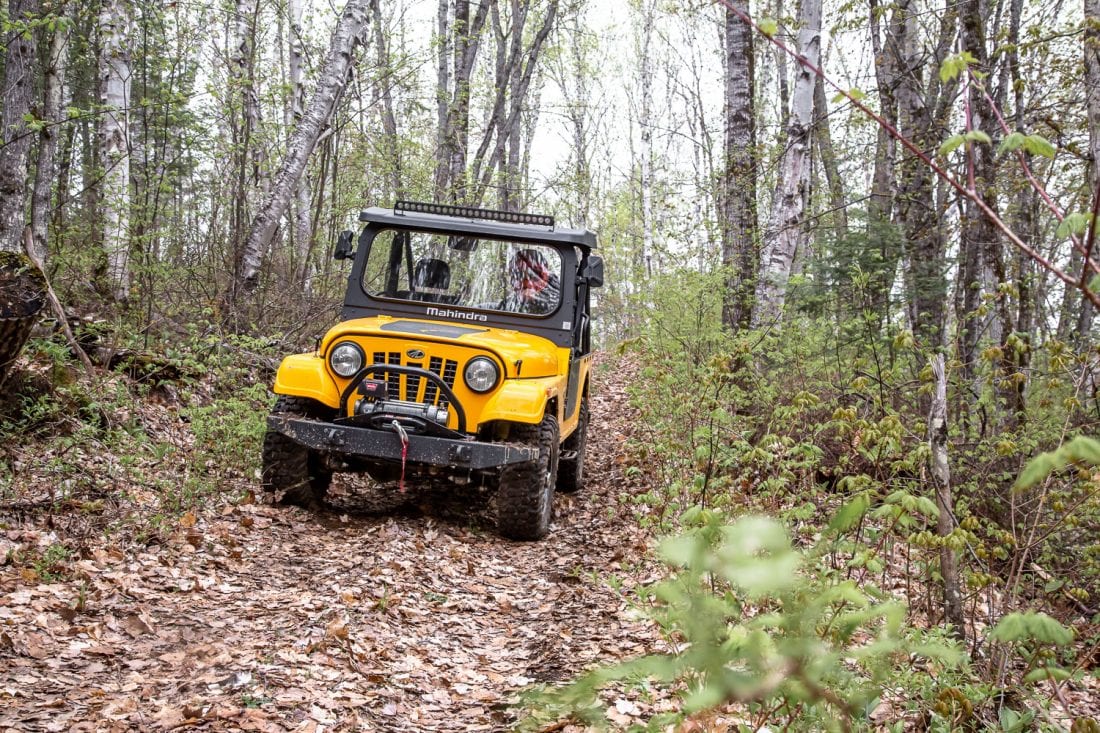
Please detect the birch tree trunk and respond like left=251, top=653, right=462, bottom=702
left=232, top=0, right=371, bottom=298
left=638, top=0, right=655, bottom=281
left=752, top=0, right=821, bottom=327
left=287, top=0, right=313, bottom=288
left=720, top=2, right=759, bottom=331
left=929, top=355, right=965, bottom=639
left=99, top=0, right=133, bottom=303
left=30, top=11, right=70, bottom=264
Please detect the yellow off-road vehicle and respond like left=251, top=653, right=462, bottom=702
left=263, top=201, right=603, bottom=540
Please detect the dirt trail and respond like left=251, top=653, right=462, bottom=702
left=1, top=362, right=663, bottom=731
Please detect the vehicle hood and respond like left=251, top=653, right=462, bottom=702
left=321, top=316, right=561, bottom=378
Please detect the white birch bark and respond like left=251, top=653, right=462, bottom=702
left=99, top=0, right=133, bottom=302
left=929, top=354, right=965, bottom=639
left=638, top=0, right=655, bottom=280
left=287, top=0, right=313, bottom=288
left=752, top=0, right=821, bottom=327
left=30, top=15, right=70, bottom=264
left=235, top=0, right=370, bottom=292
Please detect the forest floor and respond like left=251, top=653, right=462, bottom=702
left=0, top=356, right=672, bottom=732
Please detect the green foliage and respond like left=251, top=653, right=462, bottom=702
left=521, top=509, right=961, bottom=730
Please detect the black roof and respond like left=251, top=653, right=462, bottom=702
left=359, top=206, right=597, bottom=250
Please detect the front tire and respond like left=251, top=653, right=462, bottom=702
left=262, top=395, right=333, bottom=508
left=496, top=414, right=559, bottom=540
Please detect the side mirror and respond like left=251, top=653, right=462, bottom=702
left=333, top=230, right=355, bottom=260
left=581, top=255, right=604, bottom=288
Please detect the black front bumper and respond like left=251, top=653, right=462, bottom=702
left=267, top=414, right=537, bottom=469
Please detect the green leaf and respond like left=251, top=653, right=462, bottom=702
left=1023, top=134, right=1056, bottom=158
left=847, top=87, right=867, bottom=102
left=939, top=134, right=966, bottom=157
left=1014, top=451, right=1059, bottom=490
left=1056, top=212, right=1094, bottom=239
left=964, top=130, right=991, bottom=145
left=940, top=51, right=978, bottom=82
left=826, top=493, right=870, bottom=535
left=1023, top=666, right=1071, bottom=683
left=998, top=131, right=1026, bottom=155
left=1064, top=435, right=1100, bottom=465
left=758, top=17, right=778, bottom=37
left=989, top=611, right=1074, bottom=645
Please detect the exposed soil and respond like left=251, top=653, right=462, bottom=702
left=0, top=357, right=667, bottom=731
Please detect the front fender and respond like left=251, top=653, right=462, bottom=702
left=480, top=378, right=559, bottom=426
left=273, top=353, right=341, bottom=408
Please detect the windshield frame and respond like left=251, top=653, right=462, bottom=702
left=360, top=227, right=565, bottom=319
left=341, top=223, right=582, bottom=348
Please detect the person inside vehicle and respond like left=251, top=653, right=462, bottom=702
left=503, top=248, right=559, bottom=314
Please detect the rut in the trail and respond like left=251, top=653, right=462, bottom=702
left=0, top=357, right=663, bottom=732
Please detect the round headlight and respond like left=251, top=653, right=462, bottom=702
left=329, top=342, right=364, bottom=378
left=464, top=356, right=499, bottom=393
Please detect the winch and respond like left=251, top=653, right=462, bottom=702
left=352, top=378, right=450, bottom=428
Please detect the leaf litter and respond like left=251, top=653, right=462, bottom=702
left=1, top=355, right=666, bottom=731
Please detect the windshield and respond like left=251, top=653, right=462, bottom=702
left=362, top=229, right=563, bottom=316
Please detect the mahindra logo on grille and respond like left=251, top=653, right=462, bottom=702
left=406, top=348, right=425, bottom=359
left=426, top=306, right=488, bottom=322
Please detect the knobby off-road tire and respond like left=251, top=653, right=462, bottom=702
left=556, top=399, right=589, bottom=494
left=262, top=395, right=333, bottom=509
left=496, top=414, right=560, bottom=541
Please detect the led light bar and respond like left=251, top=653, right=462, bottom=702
left=394, top=200, right=554, bottom=228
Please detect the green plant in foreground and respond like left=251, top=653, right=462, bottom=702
left=520, top=507, right=961, bottom=731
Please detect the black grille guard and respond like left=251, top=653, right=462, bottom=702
left=339, top=363, right=468, bottom=434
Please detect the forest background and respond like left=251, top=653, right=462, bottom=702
left=1, top=0, right=1100, bottom=728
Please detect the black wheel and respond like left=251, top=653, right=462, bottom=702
left=496, top=414, right=559, bottom=540
left=262, top=395, right=333, bottom=508
left=556, top=399, right=589, bottom=494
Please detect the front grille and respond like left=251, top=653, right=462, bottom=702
left=371, top=351, right=458, bottom=407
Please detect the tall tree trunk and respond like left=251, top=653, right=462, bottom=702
left=231, top=0, right=370, bottom=299
left=0, top=0, right=46, bottom=387
left=959, top=0, right=1013, bottom=428
left=99, top=0, right=133, bottom=303
left=863, top=0, right=907, bottom=324
left=370, top=0, right=404, bottom=200
left=719, top=2, right=759, bottom=331
left=287, top=0, right=313, bottom=288
left=468, top=0, right=557, bottom=206
left=638, top=0, right=655, bottom=280
left=30, top=7, right=70, bottom=264
left=753, top=0, right=821, bottom=327
left=0, top=0, right=42, bottom=254
left=1084, top=0, right=1100, bottom=344
left=929, top=354, right=966, bottom=640
left=434, top=0, right=493, bottom=203
left=897, top=0, right=955, bottom=349
left=813, top=74, right=847, bottom=243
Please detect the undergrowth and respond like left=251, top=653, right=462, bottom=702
left=527, top=268, right=1100, bottom=730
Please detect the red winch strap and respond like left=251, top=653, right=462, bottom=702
left=392, top=420, right=409, bottom=493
